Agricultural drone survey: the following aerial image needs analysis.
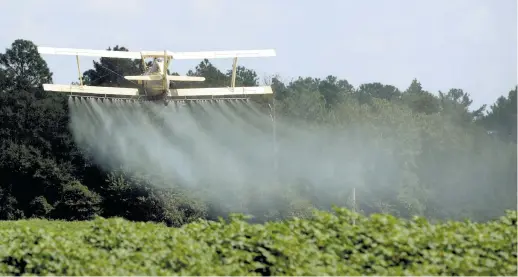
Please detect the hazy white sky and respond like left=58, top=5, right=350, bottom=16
left=1, top=0, right=516, bottom=108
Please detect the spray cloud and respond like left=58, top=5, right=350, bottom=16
left=67, top=97, right=516, bottom=220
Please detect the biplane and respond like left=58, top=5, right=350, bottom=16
left=37, top=46, right=276, bottom=103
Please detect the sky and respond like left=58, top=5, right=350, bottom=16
left=0, top=0, right=516, bottom=109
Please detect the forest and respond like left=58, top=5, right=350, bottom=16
left=0, top=38, right=516, bottom=226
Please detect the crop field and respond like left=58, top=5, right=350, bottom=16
left=0, top=208, right=516, bottom=276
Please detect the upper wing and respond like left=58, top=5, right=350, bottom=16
left=38, top=47, right=276, bottom=60
left=37, top=47, right=142, bottom=59
left=169, top=49, right=276, bottom=59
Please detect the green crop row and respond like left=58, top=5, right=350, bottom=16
left=0, top=208, right=516, bottom=276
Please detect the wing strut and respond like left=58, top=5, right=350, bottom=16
left=76, top=55, right=83, bottom=86
left=231, top=57, right=238, bottom=89
left=162, top=50, right=169, bottom=93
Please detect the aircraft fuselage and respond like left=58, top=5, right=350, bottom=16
left=138, top=59, right=171, bottom=97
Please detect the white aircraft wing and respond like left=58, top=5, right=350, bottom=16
left=170, top=49, right=276, bottom=60
left=38, top=47, right=276, bottom=60
left=43, top=84, right=139, bottom=96
left=173, top=86, right=273, bottom=96
left=38, top=47, right=142, bottom=59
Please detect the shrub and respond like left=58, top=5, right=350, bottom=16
left=51, top=181, right=102, bottom=220
left=28, top=196, right=53, bottom=218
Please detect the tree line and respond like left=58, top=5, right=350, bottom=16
left=0, top=39, right=516, bottom=225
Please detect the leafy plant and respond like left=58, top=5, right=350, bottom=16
left=0, top=208, right=515, bottom=276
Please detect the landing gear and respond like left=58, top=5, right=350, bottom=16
left=161, top=89, right=170, bottom=106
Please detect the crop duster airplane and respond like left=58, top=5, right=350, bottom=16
left=37, top=46, right=276, bottom=104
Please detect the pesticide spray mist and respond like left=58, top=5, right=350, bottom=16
left=67, top=97, right=516, bottom=220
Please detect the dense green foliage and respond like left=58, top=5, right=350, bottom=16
left=0, top=208, right=515, bottom=275
left=0, top=38, right=516, bottom=226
